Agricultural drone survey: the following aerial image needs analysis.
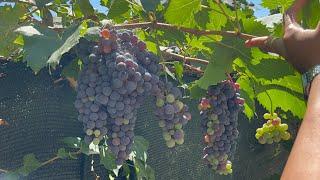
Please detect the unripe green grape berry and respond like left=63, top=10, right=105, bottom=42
left=175, top=123, right=182, bottom=129
left=271, top=113, right=278, bottom=119
left=227, top=169, right=232, bottom=174
left=226, top=163, right=232, bottom=170
left=92, top=138, right=100, bottom=145
left=166, top=94, right=175, bottom=103
left=267, top=138, right=273, bottom=144
left=123, top=118, right=130, bottom=125
left=169, top=130, right=175, bottom=135
left=156, top=98, right=165, bottom=107
left=94, top=129, right=101, bottom=137
left=166, top=139, right=175, bottom=148
left=174, top=100, right=184, bottom=111
left=255, top=133, right=261, bottom=139
left=159, top=120, right=166, bottom=128
left=207, top=121, right=213, bottom=127
left=86, top=129, right=93, bottom=136
left=281, top=132, right=291, bottom=140
left=163, top=132, right=171, bottom=141
left=263, top=113, right=271, bottom=120
left=207, top=128, right=215, bottom=135
left=279, top=124, right=288, bottom=131
left=89, top=96, right=95, bottom=101
left=209, top=114, right=218, bottom=121
left=258, top=137, right=266, bottom=144
left=175, top=138, right=184, bottom=145
left=256, top=128, right=263, bottom=134
left=274, top=136, right=281, bottom=143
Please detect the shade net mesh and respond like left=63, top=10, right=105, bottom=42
left=0, top=62, right=289, bottom=180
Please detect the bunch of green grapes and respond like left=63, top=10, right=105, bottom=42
left=255, top=113, right=291, bottom=144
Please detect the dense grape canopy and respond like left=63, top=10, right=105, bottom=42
left=74, top=26, right=191, bottom=165
left=199, top=80, right=244, bottom=175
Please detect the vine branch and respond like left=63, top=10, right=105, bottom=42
left=0, top=168, right=9, bottom=173
left=113, top=22, right=257, bottom=40
left=162, top=51, right=209, bottom=65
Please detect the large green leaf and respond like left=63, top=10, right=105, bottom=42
left=135, top=159, right=155, bottom=180
left=242, top=18, right=269, bottom=36
left=140, top=0, right=160, bottom=12
left=197, top=37, right=250, bottom=89
left=17, top=154, right=41, bottom=176
left=18, top=24, right=83, bottom=72
left=164, top=0, right=201, bottom=26
left=206, top=2, right=228, bottom=30
left=237, top=76, right=255, bottom=120
left=76, top=0, right=95, bottom=17
left=100, top=147, right=117, bottom=170
left=261, top=0, right=294, bottom=11
left=47, top=24, right=83, bottom=66
left=302, top=0, right=320, bottom=29
left=131, top=136, right=149, bottom=162
left=247, top=58, right=296, bottom=81
left=256, top=84, right=306, bottom=119
left=22, top=26, right=61, bottom=72
left=107, top=0, right=130, bottom=19
left=0, top=4, right=26, bottom=57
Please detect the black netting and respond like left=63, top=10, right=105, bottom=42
left=0, top=62, right=289, bottom=180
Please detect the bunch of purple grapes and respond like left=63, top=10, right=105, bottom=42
left=114, top=30, right=192, bottom=148
left=75, top=28, right=161, bottom=165
left=154, top=82, right=192, bottom=148
left=198, top=80, right=244, bottom=175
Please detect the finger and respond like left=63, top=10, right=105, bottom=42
left=284, top=0, right=308, bottom=30
left=245, top=36, right=286, bottom=57
left=245, top=36, right=269, bottom=47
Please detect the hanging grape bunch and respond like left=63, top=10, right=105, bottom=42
left=199, top=79, right=244, bottom=175
left=154, top=81, right=192, bottom=148
left=255, top=113, right=291, bottom=144
left=74, top=27, right=163, bottom=165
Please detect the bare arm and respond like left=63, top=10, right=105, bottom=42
left=282, top=75, right=320, bottom=179
left=244, top=0, right=320, bottom=178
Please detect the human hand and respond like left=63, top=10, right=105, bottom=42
left=245, top=0, right=320, bottom=73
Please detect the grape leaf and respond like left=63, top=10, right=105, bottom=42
left=207, top=2, right=228, bottom=30
left=18, top=24, right=84, bottom=72
left=62, top=58, right=82, bottom=80
left=196, top=62, right=226, bottom=89
left=194, top=9, right=210, bottom=29
left=237, top=76, right=255, bottom=120
left=134, top=159, right=155, bottom=180
left=57, top=148, right=68, bottom=159
left=17, top=154, right=41, bottom=176
left=107, top=0, right=130, bottom=19
left=0, top=4, right=26, bottom=57
left=140, top=0, right=160, bottom=12
left=261, top=0, right=294, bottom=11
left=197, top=37, right=250, bottom=89
left=62, top=137, right=82, bottom=148
left=131, top=136, right=149, bottom=162
left=247, top=58, right=296, bottom=81
left=1, top=172, right=20, bottom=180
left=189, top=83, right=206, bottom=99
left=164, top=0, right=201, bottom=26
left=241, top=18, right=269, bottom=36
left=173, top=61, right=184, bottom=82
left=47, top=24, right=84, bottom=66
left=302, top=0, right=320, bottom=29
left=76, top=0, right=95, bottom=17
left=256, top=84, right=306, bottom=119
left=22, top=26, right=61, bottom=72
left=100, top=147, right=117, bottom=170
